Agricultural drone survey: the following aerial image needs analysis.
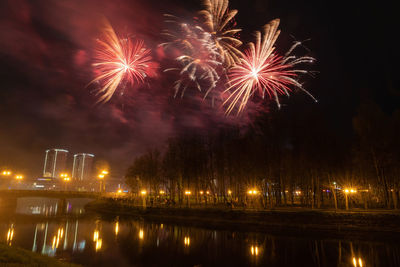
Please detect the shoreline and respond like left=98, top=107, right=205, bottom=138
left=0, top=243, right=80, bottom=266
left=85, top=199, right=400, bottom=242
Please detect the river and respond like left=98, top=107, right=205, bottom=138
left=1, top=197, right=399, bottom=266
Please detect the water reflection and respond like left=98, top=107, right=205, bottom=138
left=184, top=236, right=190, bottom=246
left=138, top=229, right=144, bottom=240
left=114, top=221, right=119, bottom=236
left=93, top=221, right=102, bottom=252
left=3, top=218, right=398, bottom=266
left=1, top=198, right=400, bottom=266
left=15, top=197, right=92, bottom=216
left=250, top=245, right=259, bottom=256
left=6, top=223, right=14, bottom=245
left=352, top=257, right=363, bottom=267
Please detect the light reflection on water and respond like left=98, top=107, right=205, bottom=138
left=15, top=197, right=92, bottom=216
left=1, top=198, right=400, bottom=266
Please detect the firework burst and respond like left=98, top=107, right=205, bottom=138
left=198, top=0, right=243, bottom=67
left=223, top=19, right=316, bottom=115
left=90, top=20, right=153, bottom=103
left=161, top=15, right=223, bottom=98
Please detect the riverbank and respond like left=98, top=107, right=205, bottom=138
left=86, top=199, right=400, bottom=241
left=0, top=243, right=80, bottom=266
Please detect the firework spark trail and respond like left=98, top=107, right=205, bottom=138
left=199, top=0, right=243, bottom=67
left=161, top=15, right=223, bottom=98
left=223, top=19, right=317, bottom=115
left=90, top=20, right=153, bottom=103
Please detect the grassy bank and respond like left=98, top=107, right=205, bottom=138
left=86, top=199, right=400, bottom=241
left=0, top=243, right=80, bottom=266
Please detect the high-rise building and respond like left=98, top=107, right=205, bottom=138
left=43, top=149, right=68, bottom=178
left=72, top=153, right=94, bottom=181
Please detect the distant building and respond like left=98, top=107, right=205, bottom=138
left=43, top=149, right=68, bottom=178
left=72, top=153, right=94, bottom=182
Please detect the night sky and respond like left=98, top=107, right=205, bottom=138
left=0, top=0, right=397, bottom=178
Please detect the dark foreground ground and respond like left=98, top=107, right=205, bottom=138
left=0, top=244, right=80, bottom=267
left=86, top=199, right=400, bottom=242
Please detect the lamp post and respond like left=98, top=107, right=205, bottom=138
left=227, top=189, right=233, bottom=208
left=2, top=170, right=12, bottom=180
left=98, top=170, right=108, bottom=193
left=247, top=189, right=258, bottom=208
left=159, top=190, right=165, bottom=204
left=344, top=188, right=357, bottom=210
left=63, top=177, right=70, bottom=191
left=14, top=174, right=23, bottom=190
left=141, top=190, right=147, bottom=209
left=60, top=173, right=70, bottom=191
left=185, top=190, right=191, bottom=207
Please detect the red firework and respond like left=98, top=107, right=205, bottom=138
left=223, top=19, right=316, bottom=115
left=91, top=20, right=153, bottom=103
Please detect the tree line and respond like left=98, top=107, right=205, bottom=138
left=125, top=100, right=400, bottom=210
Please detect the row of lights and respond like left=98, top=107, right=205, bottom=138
left=138, top=189, right=237, bottom=196
left=60, top=173, right=70, bottom=182
left=98, top=170, right=108, bottom=179
left=2, top=170, right=24, bottom=180
left=2, top=170, right=12, bottom=176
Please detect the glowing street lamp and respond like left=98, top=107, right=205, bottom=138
left=98, top=170, right=108, bottom=192
left=2, top=170, right=12, bottom=176
left=141, top=190, right=147, bottom=209
left=15, top=175, right=23, bottom=180
left=185, top=190, right=191, bottom=207
left=60, top=174, right=70, bottom=191
left=344, top=188, right=357, bottom=210
left=247, top=189, right=258, bottom=195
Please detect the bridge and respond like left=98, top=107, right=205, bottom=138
left=0, top=190, right=102, bottom=218
left=0, top=189, right=101, bottom=199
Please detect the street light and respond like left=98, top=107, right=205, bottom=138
left=98, top=170, right=108, bottom=192
left=63, top=176, right=70, bottom=191
left=2, top=170, right=12, bottom=176
left=247, top=189, right=258, bottom=195
left=15, top=175, right=23, bottom=180
left=185, top=190, right=191, bottom=207
left=141, top=190, right=147, bottom=209
left=344, top=188, right=357, bottom=210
